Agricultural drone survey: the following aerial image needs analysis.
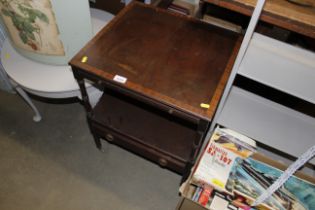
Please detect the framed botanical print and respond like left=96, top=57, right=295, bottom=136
left=0, top=0, right=65, bottom=55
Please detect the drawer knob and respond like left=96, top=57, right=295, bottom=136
left=158, top=158, right=168, bottom=167
left=105, top=133, right=114, bottom=142
left=168, top=109, right=174, bottom=114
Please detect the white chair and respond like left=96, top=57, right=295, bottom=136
left=0, top=24, right=13, bottom=93
left=0, top=8, right=114, bottom=122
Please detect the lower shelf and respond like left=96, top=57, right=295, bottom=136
left=91, top=89, right=204, bottom=173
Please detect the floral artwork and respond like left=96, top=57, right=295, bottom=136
left=0, top=0, right=64, bottom=55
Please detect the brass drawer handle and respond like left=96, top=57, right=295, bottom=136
left=105, top=133, right=114, bottom=142
left=158, top=158, right=168, bottom=167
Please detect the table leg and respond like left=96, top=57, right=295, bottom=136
left=181, top=120, right=209, bottom=183
left=14, top=85, right=42, bottom=122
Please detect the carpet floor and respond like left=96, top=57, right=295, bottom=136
left=0, top=91, right=181, bottom=210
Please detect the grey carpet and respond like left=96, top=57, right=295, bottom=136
left=0, top=91, right=181, bottom=210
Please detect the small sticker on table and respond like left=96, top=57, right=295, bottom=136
left=81, top=56, right=88, bottom=63
left=113, top=75, right=127, bottom=84
left=200, top=103, right=210, bottom=109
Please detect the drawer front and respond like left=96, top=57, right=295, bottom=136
left=101, top=80, right=202, bottom=125
left=91, top=120, right=187, bottom=174
left=73, top=67, right=203, bottom=125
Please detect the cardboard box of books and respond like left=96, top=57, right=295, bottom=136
left=179, top=127, right=315, bottom=210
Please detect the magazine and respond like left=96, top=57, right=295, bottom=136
left=226, top=157, right=315, bottom=210
left=193, top=127, right=257, bottom=191
left=191, top=126, right=315, bottom=210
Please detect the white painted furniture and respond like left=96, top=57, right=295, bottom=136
left=0, top=8, right=114, bottom=121
left=238, top=33, right=315, bottom=104
left=0, top=23, right=13, bottom=93
left=197, top=0, right=315, bottom=171
left=217, top=33, right=315, bottom=165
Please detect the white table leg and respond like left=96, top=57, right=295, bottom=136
left=14, top=84, right=42, bottom=122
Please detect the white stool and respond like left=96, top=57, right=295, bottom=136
left=0, top=8, right=114, bottom=122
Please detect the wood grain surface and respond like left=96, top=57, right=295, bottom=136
left=204, top=0, right=315, bottom=38
left=70, top=2, right=241, bottom=121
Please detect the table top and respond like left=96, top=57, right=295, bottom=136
left=204, top=0, right=315, bottom=39
left=0, top=8, right=114, bottom=97
left=70, top=2, right=241, bottom=120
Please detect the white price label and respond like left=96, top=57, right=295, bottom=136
left=113, top=75, right=127, bottom=84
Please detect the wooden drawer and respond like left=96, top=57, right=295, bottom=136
left=99, top=79, right=203, bottom=125
left=91, top=121, right=187, bottom=173
left=90, top=89, right=203, bottom=173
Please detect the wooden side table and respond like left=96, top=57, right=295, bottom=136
left=70, top=2, right=241, bottom=176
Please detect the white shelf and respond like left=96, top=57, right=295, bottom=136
left=238, top=33, right=315, bottom=104
left=218, top=87, right=315, bottom=165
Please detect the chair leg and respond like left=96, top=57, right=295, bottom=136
left=14, top=85, right=42, bottom=122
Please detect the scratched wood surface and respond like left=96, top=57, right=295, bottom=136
left=70, top=2, right=241, bottom=121
left=204, top=0, right=315, bottom=38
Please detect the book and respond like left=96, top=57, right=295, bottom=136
left=226, top=157, right=315, bottom=210
left=193, top=127, right=257, bottom=191
left=192, top=186, right=203, bottom=202
left=167, top=0, right=197, bottom=16
left=167, top=4, right=190, bottom=15
left=202, top=14, right=242, bottom=33
left=198, top=186, right=214, bottom=206
left=209, top=192, right=229, bottom=210
left=191, top=127, right=315, bottom=210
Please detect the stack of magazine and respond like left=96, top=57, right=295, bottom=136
left=185, top=127, right=315, bottom=210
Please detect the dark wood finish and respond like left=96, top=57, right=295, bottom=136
left=92, top=0, right=167, bottom=14
left=73, top=73, right=92, bottom=113
left=91, top=88, right=199, bottom=173
left=71, top=2, right=241, bottom=121
left=157, top=0, right=174, bottom=8
left=70, top=2, right=241, bottom=174
left=203, top=0, right=315, bottom=39
left=94, top=0, right=125, bottom=15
